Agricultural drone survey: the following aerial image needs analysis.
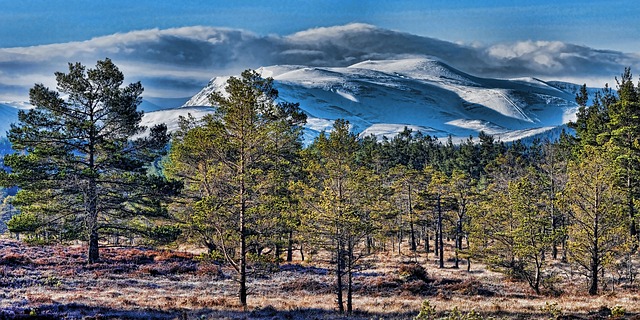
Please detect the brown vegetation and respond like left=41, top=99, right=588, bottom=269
left=1, top=239, right=639, bottom=319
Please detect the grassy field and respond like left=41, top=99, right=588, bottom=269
left=1, top=239, right=639, bottom=319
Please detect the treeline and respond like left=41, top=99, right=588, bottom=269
left=2, top=60, right=640, bottom=314
left=164, top=68, right=640, bottom=310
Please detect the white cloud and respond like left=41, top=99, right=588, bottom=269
left=0, top=24, right=638, bottom=101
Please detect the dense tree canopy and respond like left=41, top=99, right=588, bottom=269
left=3, top=65, right=640, bottom=301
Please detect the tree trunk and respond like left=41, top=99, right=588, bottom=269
left=434, top=230, right=438, bottom=257
left=336, top=239, right=344, bottom=313
left=287, top=230, right=294, bottom=262
left=551, top=204, right=558, bottom=260
left=87, top=126, right=99, bottom=263
left=87, top=176, right=99, bottom=263
left=589, top=260, right=598, bottom=295
left=561, top=215, right=568, bottom=263
left=275, top=239, right=282, bottom=261
left=454, top=218, right=462, bottom=269
left=239, top=199, right=248, bottom=307
left=628, top=171, right=638, bottom=241
left=466, top=237, right=471, bottom=272
left=239, top=149, right=248, bottom=308
left=347, top=239, right=353, bottom=314
left=424, top=225, right=429, bottom=259
left=206, top=241, right=217, bottom=255
left=88, top=226, right=99, bottom=263
left=409, top=184, right=417, bottom=251
left=438, top=196, right=444, bottom=269
left=533, top=257, right=542, bottom=295
left=589, top=212, right=599, bottom=295
left=398, top=228, right=402, bottom=255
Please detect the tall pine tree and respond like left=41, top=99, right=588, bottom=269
left=165, top=69, right=305, bottom=308
left=0, top=59, right=176, bottom=263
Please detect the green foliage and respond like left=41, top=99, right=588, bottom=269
left=565, top=145, right=629, bottom=294
left=415, top=301, right=488, bottom=320
left=42, top=275, right=62, bottom=288
left=540, top=301, right=563, bottom=319
left=0, top=59, right=178, bottom=262
left=414, top=300, right=437, bottom=320
left=300, top=119, right=391, bottom=313
left=165, top=69, right=305, bottom=307
left=147, top=225, right=182, bottom=245
left=611, top=305, right=625, bottom=317
left=444, top=307, right=485, bottom=320
left=194, top=251, right=226, bottom=264
left=6, top=212, right=39, bottom=233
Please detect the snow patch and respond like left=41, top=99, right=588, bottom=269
left=360, top=123, right=442, bottom=140
left=335, top=90, right=358, bottom=102
left=178, top=57, right=579, bottom=143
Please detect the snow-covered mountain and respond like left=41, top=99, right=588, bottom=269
left=184, top=58, right=579, bottom=142
left=0, top=58, right=583, bottom=144
left=0, top=102, right=33, bottom=137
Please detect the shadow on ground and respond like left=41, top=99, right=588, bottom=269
left=3, top=303, right=634, bottom=320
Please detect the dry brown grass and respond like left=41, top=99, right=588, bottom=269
left=0, top=239, right=639, bottom=319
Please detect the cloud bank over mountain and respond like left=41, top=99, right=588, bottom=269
left=0, top=24, right=638, bottom=101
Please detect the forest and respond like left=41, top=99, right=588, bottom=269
left=1, top=60, right=640, bottom=319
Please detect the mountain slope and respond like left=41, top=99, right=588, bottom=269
left=0, top=58, right=581, bottom=144
left=184, top=58, right=579, bottom=142
left=0, top=103, right=27, bottom=136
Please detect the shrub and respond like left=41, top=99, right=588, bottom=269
left=611, top=305, right=625, bottom=317
left=414, top=300, right=436, bottom=320
left=399, top=263, right=429, bottom=282
left=196, top=262, right=223, bottom=278
left=0, top=253, right=31, bottom=265
left=195, top=251, right=225, bottom=264
left=540, top=301, right=562, bottom=319
left=42, top=275, right=62, bottom=287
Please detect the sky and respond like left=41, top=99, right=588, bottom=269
left=1, top=0, right=638, bottom=52
left=0, top=0, right=639, bottom=101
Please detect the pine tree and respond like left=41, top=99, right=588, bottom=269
left=469, top=167, right=559, bottom=294
left=165, top=70, right=305, bottom=307
left=565, top=146, right=628, bottom=295
left=300, top=119, right=380, bottom=314
left=0, top=59, right=177, bottom=263
left=607, top=68, right=640, bottom=243
left=389, top=165, right=424, bottom=253
left=423, top=166, right=449, bottom=268
left=449, top=169, right=475, bottom=269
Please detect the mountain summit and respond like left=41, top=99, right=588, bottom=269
left=0, top=58, right=580, bottom=143
left=183, top=58, right=578, bottom=142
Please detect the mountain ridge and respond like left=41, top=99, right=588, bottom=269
left=183, top=57, right=579, bottom=143
left=0, top=57, right=583, bottom=144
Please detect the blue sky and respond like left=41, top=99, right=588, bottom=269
left=1, top=0, right=639, bottom=52
left=0, top=0, right=639, bottom=101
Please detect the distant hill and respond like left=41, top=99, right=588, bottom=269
left=1, top=58, right=586, bottom=144
left=185, top=58, right=580, bottom=143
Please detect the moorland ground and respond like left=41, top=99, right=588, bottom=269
left=0, top=238, right=639, bottom=319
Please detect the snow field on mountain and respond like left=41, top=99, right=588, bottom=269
left=0, top=58, right=581, bottom=144
left=183, top=58, right=579, bottom=142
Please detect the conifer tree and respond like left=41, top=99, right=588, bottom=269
left=449, top=169, right=475, bottom=269
left=470, top=167, right=559, bottom=294
left=565, top=146, right=628, bottom=295
left=423, top=166, right=449, bottom=268
left=165, top=70, right=305, bottom=307
left=607, top=68, right=640, bottom=243
left=300, top=119, right=380, bottom=314
left=0, top=59, right=177, bottom=263
left=389, top=165, right=424, bottom=252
